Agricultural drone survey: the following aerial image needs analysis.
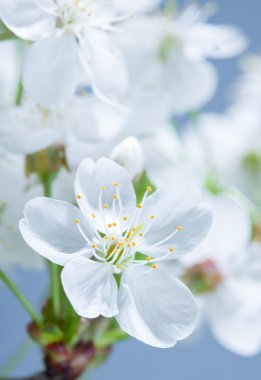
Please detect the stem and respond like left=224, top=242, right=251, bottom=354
left=0, top=269, right=42, bottom=326
left=42, top=176, right=62, bottom=320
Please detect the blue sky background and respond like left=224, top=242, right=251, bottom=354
left=1, top=0, right=261, bottom=379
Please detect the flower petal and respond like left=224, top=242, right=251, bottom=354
left=19, top=197, right=94, bottom=265
left=207, top=279, right=261, bottom=356
left=61, top=257, right=119, bottom=318
left=138, top=186, right=213, bottom=257
left=0, top=0, right=56, bottom=41
left=116, top=266, right=197, bottom=347
left=23, top=34, right=82, bottom=107
left=75, top=158, right=136, bottom=231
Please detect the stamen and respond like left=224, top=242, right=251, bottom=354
left=169, top=247, right=174, bottom=252
left=152, top=264, right=157, bottom=269
left=138, top=203, right=143, bottom=209
left=76, top=194, right=81, bottom=200
left=146, top=256, right=151, bottom=262
left=123, top=216, right=128, bottom=221
left=113, top=194, right=118, bottom=200
left=146, top=186, right=152, bottom=192
left=74, top=219, right=80, bottom=224
left=100, top=186, right=106, bottom=191
left=104, top=204, right=109, bottom=209
left=114, top=181, right=119, bottom=187
left=150, top=215, right=156, bottom=220
left=177, top=226, right=183, bottom=231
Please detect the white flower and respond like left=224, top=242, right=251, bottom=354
left=20, top=157, right=213, bottom=347
left=181, top=195, right=261, bottom=356
left=0, top=154, right=44, bottom=270
left=117, top=3, right=248, bottom=114
left=0, top=96, right=121, bottom=156
left=0, top=0, right=131, bottom=107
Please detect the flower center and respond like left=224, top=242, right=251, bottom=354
left=75, top=183, right=183, bottom=274
left=182, top=259, right=224, bottom=294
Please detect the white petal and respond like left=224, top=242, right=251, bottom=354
left=186, top=24, right=248, bottom=59
left=0, top=0, right=56, bottom=41
left=164, top=55, right=217, bottom=115
left=110, top=137, right=144, bottom=179
left=111, top=0, right=161, bottom=13
left=207, top=280, right=261, bottom=356
left=194, top=195, right=251, bottom=266
left=87, top=30, right=129, bottom=98
left=117, top=266, right=197, bottom=347
left=139, top=186, right=213, bottom=257
left=19, top=197, right=94, bottom=265
left=61, top=257, right=119, bottom=318
left=23, top=34, right=82, bottom=107
left=75, top=158, right=136, bottom=230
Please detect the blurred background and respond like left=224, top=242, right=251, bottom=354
left=1, top=0, right=261, bottom=379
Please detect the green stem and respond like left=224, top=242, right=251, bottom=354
left=0, top=269, right=42, bottom=326
left=42, top=176, right=62, bottom=320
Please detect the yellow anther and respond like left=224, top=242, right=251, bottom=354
left=152, top=264, right=157, bottom=269
left=76, top=194, right=81, bottom=200
left=74, top=219, right=80, bottom=224
left=114, top=181, right=119, bottom=187
left=91, top=213, right=96, bottom=219
left=108, top=223, right=112, bottom=228
left=127, top=231, right=132, bottom=237
left=138, top=203, right=143, bottom=209
left=146, top=256, right=151, bottom=262
left=91, top=244, right=97, bottom=249
left=100, top=186, right=106, bottom=191
left=169, top=247, right=174, bottom=253
left=118, top=242, right=124, bottom=247
left=150, top=215, right=156, bottom=220
left=127, top=243, right=131, bottom=248
left=112, top=222, right=117, bottom=227
left=113, top=194, right=118, bottom=199
left=124, top=238, right=128, bottom=242
left=104, top=204, right=109, bottom=209
left=111, top=236, right=116, bottom=241
left=132, top=242, right=136, bottom=247
left=132, top=227, right=136, bottom=232
left=177, top=226, right=183, bottom=231
left=146, top=186, right=152, bottom=193
left=123, top=216, right=128, bottom=221
left=118, top=265, right=124, bottom=269
left=104, top=236, right=109, bottom=240
left=139, top=232, right=143, bottom=237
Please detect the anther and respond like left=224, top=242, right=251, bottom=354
left=108, top=223, right=112, bottom=228
left=100, top=186, right=106, bottom=191
left=177, top=226, right=183, bottom=231
left=111, top=236, right=116, bottom=241
left=138, top=203, right=143, bottom=209
left=123, top=216, right=128, bottom=221
left=74, top=219, right=80, bottom=224
left=152, top=264, right=157, bottom=269
left=91, top=213, right=96, bottom=219
left=150, top=215, right=156, bottom=220
left=132, top=242, right=136, bottom=247
left=139, top=232, right=143, bottom=237
left=76, top=194, right=81, bottom=199
left=104, top=204, right=109, bottom=209
left=169, top=247, right=174, bottom=253
left=146, top=186, right=152, bottom=193
left=114, top=181, right=119, bottom=187
left=146, top=256, right=151, bottom=262
left=91, top=244, right=97, bottom=249
left=113, top=194, right=118, bottom=199
left=112, top=222, right=117, bottom=227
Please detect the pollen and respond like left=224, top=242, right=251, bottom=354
left=114, top=181, right=119, bottom=187
left=112, top=222, right=117, bottom=227
left=118, top=264, right=124, bottom=269
left=74, top=219, right=80, bottom=224
left=104, top=235, right=109, bottom=240
left=118, top=242, right=124, bottom=247
left=146, top=186, right=152, bottom=193
left=91, top=244, right=97, bottom=249
left=146, top=256, right=151, bottom=262
left=152, top=264, right=157, bottom=269
left=127, top=231, right=132, bottom=237
left=108, top=223, right=112, bottom=228
left=132, top=242, right=136, bottom=247
left=113, top=194, right=118, bottom=199
left=100, top=186, right=106, bottom=191
left=111, top=236, right=116, bottom=241
left=169, top=247, right=174, bottom=253
left=91, top=213, right=96, bottom=219
left=139, top=232, right=143, bottom=237
left=177, top=226, right=183, bottom=231
left=127, top=243, right=131, bottom=248
left=132, top=227, right=136, bottom=232
left=76, top=194, right=81, bottom=200
left=138, top=203, right=143, bottom=209
left=150, top=215, right=156, bottom=220
left=123, top=216, right=128, bottom=221
left=104, top=204, right=109, bottom=209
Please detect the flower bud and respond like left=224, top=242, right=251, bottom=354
left=110, top=137, right=143, bottom=179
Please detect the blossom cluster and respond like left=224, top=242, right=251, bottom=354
left=0, top=1, right=261, bottom=375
